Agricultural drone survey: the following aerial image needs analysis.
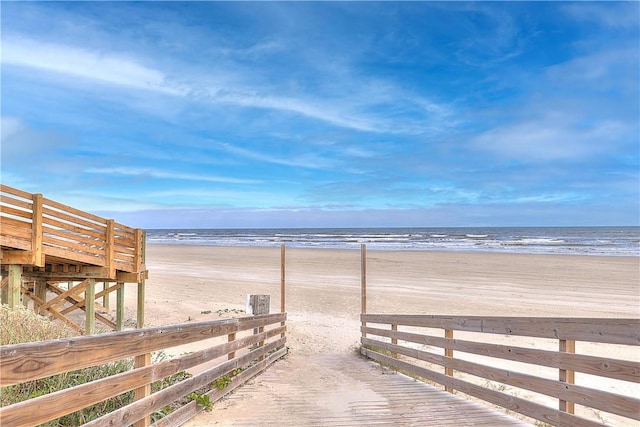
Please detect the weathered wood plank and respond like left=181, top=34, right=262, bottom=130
left=0, top=326, right=285, bottom=426
left=85, top=278, right=96, bottom=334
left=31, top=193, right=44, bottom=267
left=363, top=337, right=640, bottom=420
left=7, top=264, right=21, bottom=308
left=42, top=215, right=105, bottom=240
left=133, top=352, right=152, bottom=427
left=153, top=346, right=287, bottom=427
left=1, top=250, right=33, bottom=265
left=43, top=197, right=107, bottom=226
left=0, top=194, right=32, bottom=210
left=362, top=314, right=640, bottom=345
left=42, top=244, right=106, bottom=267
left=0, top=236, right=31, bottom=252
left=83, top=338, right=286, bottom=427
left=0, top=204, right=32, bottom=220
left=0, top=313, right=287, bottom=386
left=361, top=347, right=605, bottom=427
left=42, top=229, right=106, bottom=256
left=1, top=216, right=33, bottom=236
left=34, top=279, right=89, bottom=315
left=0, top=184, right=33, bottom=200
left=59, top=284, right=115, bottom=315
left=25, top=291, right=84, bottom=333
left=105, top=220, right=115, bottom=278
left=363, top=325, right=640, bottom=383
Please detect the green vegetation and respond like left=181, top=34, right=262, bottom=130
left=188, top=391, right=213, bottom=410
left=0, top=305, right=191, bottom=425
left=1, top=305, right=281, bottom=424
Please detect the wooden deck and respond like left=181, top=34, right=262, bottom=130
left=0, top=184, right=148, bottom=332
left=185, top=352, right=529, bottom=426
left=0, top=184, right=146, bottom=280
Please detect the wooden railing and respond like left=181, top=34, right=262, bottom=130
left=0, top=313, right=287, bottom=426
left=361, top=314, right=640, bottom=427
left=0, top=184, right=144, bottom=277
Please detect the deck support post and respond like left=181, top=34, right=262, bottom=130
left=85, top=278, right=96, bottom=334
left=137, top=279, right=145, bottom=328
left=102, top=282, right=110, bottom=310
left=7, top=265, right=22, bottom=309
left=1, top=279, right=7, bottom=305
left=116, top=282, right=125, bottom=331
left=35, top=279, right=47, bottom=311
left=21, top=283, right=30, bottom=308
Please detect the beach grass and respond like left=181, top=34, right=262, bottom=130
left=0, top=305, right=196, bottom=425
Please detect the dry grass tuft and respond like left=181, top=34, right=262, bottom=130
left=1, top=304, right=75, bottom=345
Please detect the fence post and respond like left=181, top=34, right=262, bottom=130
left=445, top=329, right=454, bottom=393
left=105, top=219, right=115, bottom=279
left=133, top=352, right=152, bottom=427
left=228, top=332, right=237, bottom=360
left=281, top=244, right=286, bottom=339
left=135, top=229, right=146, bottom=329
left=559, top=339, right=576, bottom=414
left=35, top=279, right=47, bottom=311
left=391, top=324, right=398, bottom=358
left=31, top=193, right=44, bottom=267
left=248, top=295, right=270, bottom=361
left=361, top=244, right=367, bottom=338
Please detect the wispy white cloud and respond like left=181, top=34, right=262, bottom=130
left=511, top=193, right=588, bottom=204
left=1, top=116, right=71, bottom=163
left=546, top=47, right=639, bottom=91
left=2, top=34, right=457, bottom=136
left=86, top=167, right=260, bottom=184
left=2, top=36, right=181, bottom=95
left=470, top=119, right=628, bottom=161
left=143, top=188, right=296, bottom=209
left=1, top=116, right=24, bottom=140
left=212, top=141, right=339, bottom=170
left=562, top=2, right=640, bottom=29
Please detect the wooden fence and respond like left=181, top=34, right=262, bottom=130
left=0, top=312, right=287, bottom=426
left=361, top=314, right=640, bottom=427
left=0, top=184, right=144, bottom=278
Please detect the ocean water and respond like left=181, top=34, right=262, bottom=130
left=146, top=227, right=639, bottom=256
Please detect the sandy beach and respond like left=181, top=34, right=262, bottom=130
left=129, top=245, right=639, bottom=425
left=138, top=245, right=639, bottom=327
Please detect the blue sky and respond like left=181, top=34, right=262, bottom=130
left=1, top=2, right=638, bottom=228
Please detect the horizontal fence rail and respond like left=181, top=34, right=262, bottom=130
left=0, top=312, right=287, bottom=426
left=0, top=184, right=143, bottom=278
left=361, top=314, right=640, bottom=427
